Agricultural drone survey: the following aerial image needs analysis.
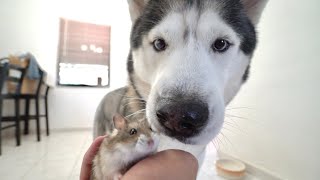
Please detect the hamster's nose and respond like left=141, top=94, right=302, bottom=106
left=147, top=139, right=154, bottom=147
left=156, top=101, right=208, bottom=138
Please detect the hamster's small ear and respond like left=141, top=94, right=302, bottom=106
left=241, top=0, right=269, bottom=25
left=127, top=0, right=149, bottom=22
left=113, top=114, right=127, bottom=130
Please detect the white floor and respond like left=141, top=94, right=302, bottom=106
left=0, top=129, right=259, bottom=180
left=0, top=129, right=91, bottom=180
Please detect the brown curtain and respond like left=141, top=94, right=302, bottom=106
left=58, top=18, right=111, bottom=65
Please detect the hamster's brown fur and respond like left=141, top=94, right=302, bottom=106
left=92, top=114, right=158, bottom=180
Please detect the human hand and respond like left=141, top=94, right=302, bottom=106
left=80, top=136, right=105, bottom=180
left=81, top=137, right=198, bottom=180
left=122, top=149, right=199, bottom=180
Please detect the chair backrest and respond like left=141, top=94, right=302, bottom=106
left=4, top=56, right=48, bottom=96
left=35, top=68, right=45, bottom=96
left=2, top=59, right=27, bottom=95
left=7, top=56, right=43, bottom=95
left=0, top=62, right=9, bottom=94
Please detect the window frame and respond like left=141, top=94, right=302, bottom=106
left=56, top=18, right=111, bottom=88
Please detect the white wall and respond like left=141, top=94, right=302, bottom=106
left=0, top=0, right=131, bottom=128
left=220, top=0, right=320, bottom=179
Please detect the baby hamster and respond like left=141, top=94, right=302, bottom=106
left=92, top=114, right=159, bottom=180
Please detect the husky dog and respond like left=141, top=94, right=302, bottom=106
left=94, top=0, right=268, bottom=158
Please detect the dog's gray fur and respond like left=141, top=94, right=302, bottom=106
left=93, top=87, right=127, bottom=138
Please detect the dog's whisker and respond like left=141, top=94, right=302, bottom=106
left=225, top=112, right=264, bottom=127
left=222, top=119, right=250, bottom=136
left=224, top=116, right=238, bottom=125
left=214, top=136, right=222, bottom=148
left=211, top=140, right=218, bottom=150
left=123, top=97, right=146, bottom=102
left=224, top=118, right=243, bottom=131
left=225, top=114, right=251, bottom=121
left=125, top=111, right=146, bottom=119
left=125, top=100, right=146, bottom=104
left=109, top=92, right=146, bottom=101
left=222, top=124, right=240, bottom=132
left=137, top=118, right=147, bottom=124
left=108, top=92, right=137, bottom=99
left=217, top=136, right=225, bottom=149
left=122, top=101, right=146, bottom=108
left=217, top=135, right=228, bottom=148
left=215, top=137, right=224, bottom=150
left=211, top=139, right=219, bottom=150
left=128, top=116, right=146, bottom=122
left=125, top=109, right=146, bottom=118
left=221, top=126, right=238, bottom=135
left=219, top=132, right=235, bottom=150
left=225, top=106, right=254, bottom=111
left=223, top=120, right=238, bottom=127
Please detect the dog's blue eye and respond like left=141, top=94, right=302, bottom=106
left=153, top=39, right=167, bottom=52
left=212, top=39, right=230, bottom=53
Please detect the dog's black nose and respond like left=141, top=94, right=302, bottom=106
left=156, top=102, right=209, bottom=138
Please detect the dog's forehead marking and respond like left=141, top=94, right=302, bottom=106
left=149, top=9, right=200, bottom=43
left=183, top=6, right=199, bottom=40
left=131, top=0, right=257, bottom=55
left=149, top=8, right=240, bottom=49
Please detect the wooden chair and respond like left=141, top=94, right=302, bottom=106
left=0, top=61, right=26, bottom=155
left=21, top=67, right=50, bottom=141
left=0, top=62, right=8, bottom=155
left=8, top=55, right=51, bottom=142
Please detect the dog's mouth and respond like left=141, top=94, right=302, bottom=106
left=160, top=124, right=203, bottom=143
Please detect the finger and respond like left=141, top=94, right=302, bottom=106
left=122, top=150, right=198, bottom=180
left=83, top=136, right=106, bottom=163
left=80, top=136, right=106, bottom=180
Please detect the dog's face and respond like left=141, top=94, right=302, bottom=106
left=127, top=0, right=268, bottom=145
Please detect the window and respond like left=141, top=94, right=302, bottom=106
left=57, top=18, right=111, bottom=87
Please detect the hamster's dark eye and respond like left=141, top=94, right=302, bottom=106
left=153, top=39, right=167, bottom=52
left=129, top=128, right=137, bottom=135
left=149, top=127, right=153, bottom=132
left=212, top=39, right=230, bottom=53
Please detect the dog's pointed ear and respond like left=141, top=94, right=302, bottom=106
left=241, top=0, right=269, bottom=25
left=127, top=0, right=149, bottom=22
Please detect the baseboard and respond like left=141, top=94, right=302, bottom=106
left=1, top=125, right=92, bottom=138
left=50, top=127, right=92, bottom=132
left=217, top=151, right=284, bottom=180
